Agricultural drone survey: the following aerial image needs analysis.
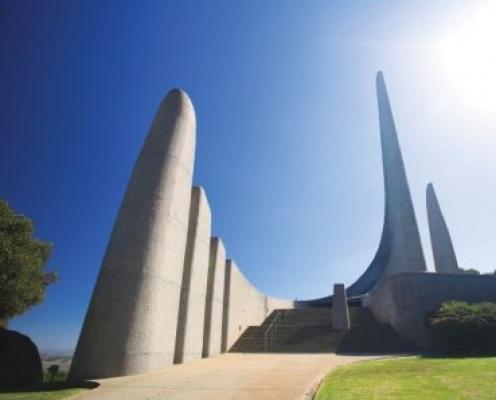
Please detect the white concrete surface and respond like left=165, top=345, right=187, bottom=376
left=69, top=89, right=196, bottom=380
left=71, top=353, right=377, bottom=400
left=224, top=260, right=267, bottom=350
left=175, top=187, right=212, bottom=364
left=202, top=237, right=226, bottom=358
left=222, top=260, right=294, bottom=351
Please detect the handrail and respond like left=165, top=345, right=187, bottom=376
left=264, top=309, right=293, bottom=351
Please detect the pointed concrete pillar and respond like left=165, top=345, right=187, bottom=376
left=427, top=183, right=459, bottom=273
left=332, top=284, right=350, bottom=330
left=202, top=237, right=226, bottom=357
left=221, top=259, right=232, bottom=353
left=346, top=72, right=426, bottom=296
left=69, top=89, right=196, bottom=381
left=174, top=186, right=212, bottom=364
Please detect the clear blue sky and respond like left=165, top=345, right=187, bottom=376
left=1, top=1, right=495, bottom=353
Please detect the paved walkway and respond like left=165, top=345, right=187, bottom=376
left=71, top=353, right=377, bottom=400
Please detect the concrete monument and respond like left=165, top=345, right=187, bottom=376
left=69, top=89, right=196, bottom=380
left=426, top=183, right=459, bottom=273
left=300, top=72, right=426, bottom=307
left=70, top=70, right=493, bottom=376
left=70, top=88, right=293, bottom=381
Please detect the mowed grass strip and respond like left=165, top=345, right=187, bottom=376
left=316, top=356, right=496, bottom=400
left=0, top=372, right=94, bottom=400
left=0, top=387, right=84, bottom=400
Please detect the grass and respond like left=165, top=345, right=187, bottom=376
left=0, top=371, right=96, bottom=400
left=316, top=356, right=496, bottom=400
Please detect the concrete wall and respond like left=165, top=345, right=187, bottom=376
left=365, top=272, right=496, bottom=347
left=69, top=89, right=196, bottom=381
left=222, top=260, right=294, bottom=350
left=70, top=89, right=295, bottom=380
left=202, top=237, right=226, bottom=357
left=174, top=187, right=211, bottom=363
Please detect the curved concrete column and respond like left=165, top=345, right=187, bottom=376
left=174, top=186, right=212, bottom=364
left=202, top=237, right=226, bottom=357
left=69, top=89, right=196, bottom=381
left=427, top=183, right=459, bottom=273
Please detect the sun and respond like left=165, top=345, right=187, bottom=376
left=436, top=2, right=496, bottom=110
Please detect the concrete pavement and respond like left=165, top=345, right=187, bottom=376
left=71, top=353, right=377, bottom=400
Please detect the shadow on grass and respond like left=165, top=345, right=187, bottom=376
left=419, top=351, right=496, bottom=359
left=0, top=380, right=99, bottom=393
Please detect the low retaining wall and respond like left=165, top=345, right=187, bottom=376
left=365, top=272, right=496, bottom=347
left=222, top=260, right=294, bottom=350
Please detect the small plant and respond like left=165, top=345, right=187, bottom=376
left=46, top=364, right=60, bottom=383
left=428, top=301, right=496, bottom=355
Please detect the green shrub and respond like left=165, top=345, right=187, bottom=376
left=428, top=301, right=496, bottom=355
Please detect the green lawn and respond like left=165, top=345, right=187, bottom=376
left=0, top=372, right=95, bottom=400
left=316, top=356, right=496, bottom=400
left=0, top=387, right=84, bottom=400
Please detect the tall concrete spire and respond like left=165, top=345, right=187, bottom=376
left=296, top=72, right=426, bottom=307
left=346, top=71, right=426, bottom=296
left=427, top=183, right=459, bottom=273
left=69, top=89, right=196, bottom=380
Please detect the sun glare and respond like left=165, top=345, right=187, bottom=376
left=437, top=2, right=496, bottom=110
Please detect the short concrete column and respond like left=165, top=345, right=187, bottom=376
left=332, top=284, right=350, bottom=330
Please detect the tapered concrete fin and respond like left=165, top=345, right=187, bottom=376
left=174, top=186, right=212, bottom=364
left=427, top=183, right=459, bottom=273
left=202, top=237, right=226, bottom=358
left=346, top=72, right=426, bottom=296
left=298, top=72, right=426, bottom=307
left=221, top=259, right=232, bottom=353
left=69, top=88, right=196, bottom=381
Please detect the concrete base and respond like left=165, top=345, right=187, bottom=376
left=365, top=272, right=496, bottom=347
left=332, top=284, right=350, bottom=330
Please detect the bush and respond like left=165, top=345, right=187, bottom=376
left=428, top=301, right=496, bottom=355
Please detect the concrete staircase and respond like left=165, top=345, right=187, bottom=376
left=229, top=306, right=417, bottom=354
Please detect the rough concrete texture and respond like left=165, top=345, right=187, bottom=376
left=223, top=260, right=267, bottom=350
left=69, top=89, right=196, bottom=381
left=202, top=237, right=226, bottom=358
left=426, top=183, right=459, bottom=273
left=72, top=353, right=377, bottom=400
left=332, top=284, right=350, bottom=330
left=366, top=272, right=496, bottom=347
left=174, top=187, right=212, bottom=364
left=222, top=260, right=294, bottom=351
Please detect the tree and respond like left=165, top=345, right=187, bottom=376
left=457, top=267, right=480, bottom=275
left=0, top=200, right=57, bottom=326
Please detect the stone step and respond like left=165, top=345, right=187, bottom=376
left=230, top=306, right=418, bottom=354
